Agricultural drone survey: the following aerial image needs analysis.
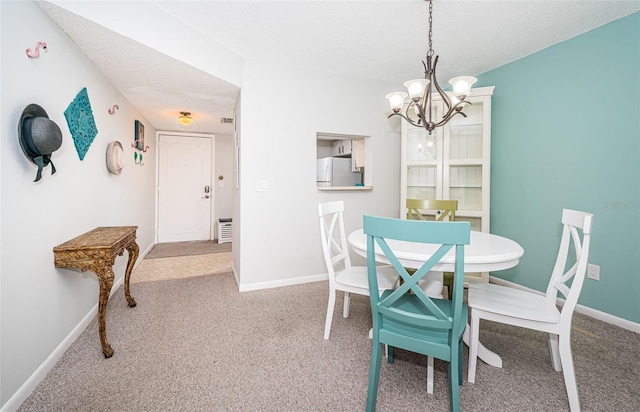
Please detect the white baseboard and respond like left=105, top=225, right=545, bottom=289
left=489, top=276, right=640, bottom=334
left=1, top=300, right=99, bottom=412
left=231, top=261, right=239, bottom=287
left=238, top=273, right=328, bottom=292
left=2, top=244, right=153, bottom=412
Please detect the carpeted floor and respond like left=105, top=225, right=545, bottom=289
left=145, top=240, right=231, bottom=259
left=131, top=253, right=232, bottom=284
left=17, top=273, right=640, bottom=412
left=131, top=240, right=233, bottom=283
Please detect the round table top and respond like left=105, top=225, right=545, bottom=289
left=348, top=228, right=524, bottom=273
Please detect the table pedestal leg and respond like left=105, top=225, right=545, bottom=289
left=463, top=324, right=502, bottom=368
left=95, top=264, right=115, bottom=358
left=124, top=241, right=139, bottom=307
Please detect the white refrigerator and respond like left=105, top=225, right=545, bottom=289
left=316, top=157, right=362, bottom=187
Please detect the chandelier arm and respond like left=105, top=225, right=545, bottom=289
left=440, top=101, right=473, bottom=124
left=431, top=55, right=453, bottom=113
left=432, top=110, right=467, bottom=128
left=424, top=86, right=433, bottom=125
left=387, top=112, right=424, bottom=129
left=422, top=55, right=434, bottom=125
left=406, top=101, right=426, bottom=126
left=451, top=100, right=472, bottom=112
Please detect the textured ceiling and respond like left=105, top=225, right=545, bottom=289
left=38, top=0, right=640, bottom=135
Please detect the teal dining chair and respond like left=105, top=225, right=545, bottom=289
left=363, top=215, right=470, bottom=412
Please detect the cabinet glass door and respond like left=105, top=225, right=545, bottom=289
left=446, top=101, right=485, bottom=212
left=405, top=128, right=441, bottom=198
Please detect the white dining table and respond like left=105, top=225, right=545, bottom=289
left=348, top=228, right=524, bottom=368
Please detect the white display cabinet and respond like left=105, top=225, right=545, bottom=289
left=400, top=86, right=494, bottom=233
left=400, top=86, right=494, bottom=286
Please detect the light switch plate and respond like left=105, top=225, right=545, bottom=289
left=256, top=180, right=268, bottom=192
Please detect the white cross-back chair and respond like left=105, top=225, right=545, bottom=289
left=318, top=201, right=399, bottom=340
left=467, top=208, right=593, bottom=412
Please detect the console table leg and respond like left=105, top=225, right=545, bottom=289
left=96, top=266, right=115, bottom=358
left=124, top=241, right=139, bottom=308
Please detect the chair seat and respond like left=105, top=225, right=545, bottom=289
left=379, top=289, right=468, bottom=351
left=335, top=265, right=398, bottom=293
left=468, top=283, right=560, bottom=324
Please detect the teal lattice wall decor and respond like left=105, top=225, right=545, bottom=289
left=64, top=87, right=98, bottom=160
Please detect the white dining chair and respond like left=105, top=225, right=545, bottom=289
left=467, top=208, right=593, bottom=412
left=318, top=201, right=399, bottom=340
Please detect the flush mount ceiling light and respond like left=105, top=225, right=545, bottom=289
left=385, top=0, right=477, bottom=133
left=177, top=111, right=193, bottom=126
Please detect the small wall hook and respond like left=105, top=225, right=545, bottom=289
left=134, top=152, right=144, bottom=166
left=131, top=142, right=150, bottom=152
left=108, top=104, right=119, bottom=115
left=26, top=41, right=47, bottom=58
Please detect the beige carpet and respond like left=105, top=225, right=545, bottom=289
left=131, top=252, right=232, bottom=283
left=18, top=273, right=640, bottom=412
left=144, top=240, right=231, bottom=259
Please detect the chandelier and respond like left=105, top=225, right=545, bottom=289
left=385, top=0, right=477, bottom=133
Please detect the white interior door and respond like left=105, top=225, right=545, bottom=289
left=158, top=134, right=213, bottom=242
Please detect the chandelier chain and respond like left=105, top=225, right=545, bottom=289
left=427, top=0, right=433, bottom=56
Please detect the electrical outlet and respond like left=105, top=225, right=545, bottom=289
left=587, top=264, right=600, bottom=281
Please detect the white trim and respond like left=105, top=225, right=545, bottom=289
left=489, top=276, right=640, bottom=334
left=238, top=273, right=328, bottom=292
left=231, top=261, right=240, bottom=287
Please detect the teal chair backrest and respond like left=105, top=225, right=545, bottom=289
left=364, top=215, right=470, bottom=338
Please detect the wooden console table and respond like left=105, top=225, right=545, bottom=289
left=53, top=226, right=139, bottom=358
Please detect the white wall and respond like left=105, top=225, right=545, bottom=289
left=1, top=2, right=156, bottom=409
left=237, top=60, right=401, bottom=289
left=214, top=133, right=234, bottom=229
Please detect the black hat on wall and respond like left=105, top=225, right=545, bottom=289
left=18, top=104, right=62, bottom=182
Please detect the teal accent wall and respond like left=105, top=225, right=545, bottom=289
left=476, top=13, right=640, bottom=323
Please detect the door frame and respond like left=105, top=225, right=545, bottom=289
left=155, top=131, right=216, bottom=244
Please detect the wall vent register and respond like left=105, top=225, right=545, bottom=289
left=218, top=218, right=232, bottom=244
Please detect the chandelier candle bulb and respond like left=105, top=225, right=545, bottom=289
left=386, top=92, right=408, bottom=112
left=404, top=79, right=430, bottom=100
left=449, top=76, right=478, bottom=99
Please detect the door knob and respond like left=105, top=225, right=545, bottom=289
left=202, top=195, right=210, bottom=199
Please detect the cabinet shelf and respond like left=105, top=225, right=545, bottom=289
left=406, top=160, right=439, bottom=166
left=450, top=123, right=483, bottom=130
left=448, top=159, right=483, bottom=166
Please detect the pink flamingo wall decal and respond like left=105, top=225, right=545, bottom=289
left=26, top=41, right=47, bottom=58
left=108, top=105, right=119, bottom=115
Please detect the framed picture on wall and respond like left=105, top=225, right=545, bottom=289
left=134, top=120, right=145, bottom=151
